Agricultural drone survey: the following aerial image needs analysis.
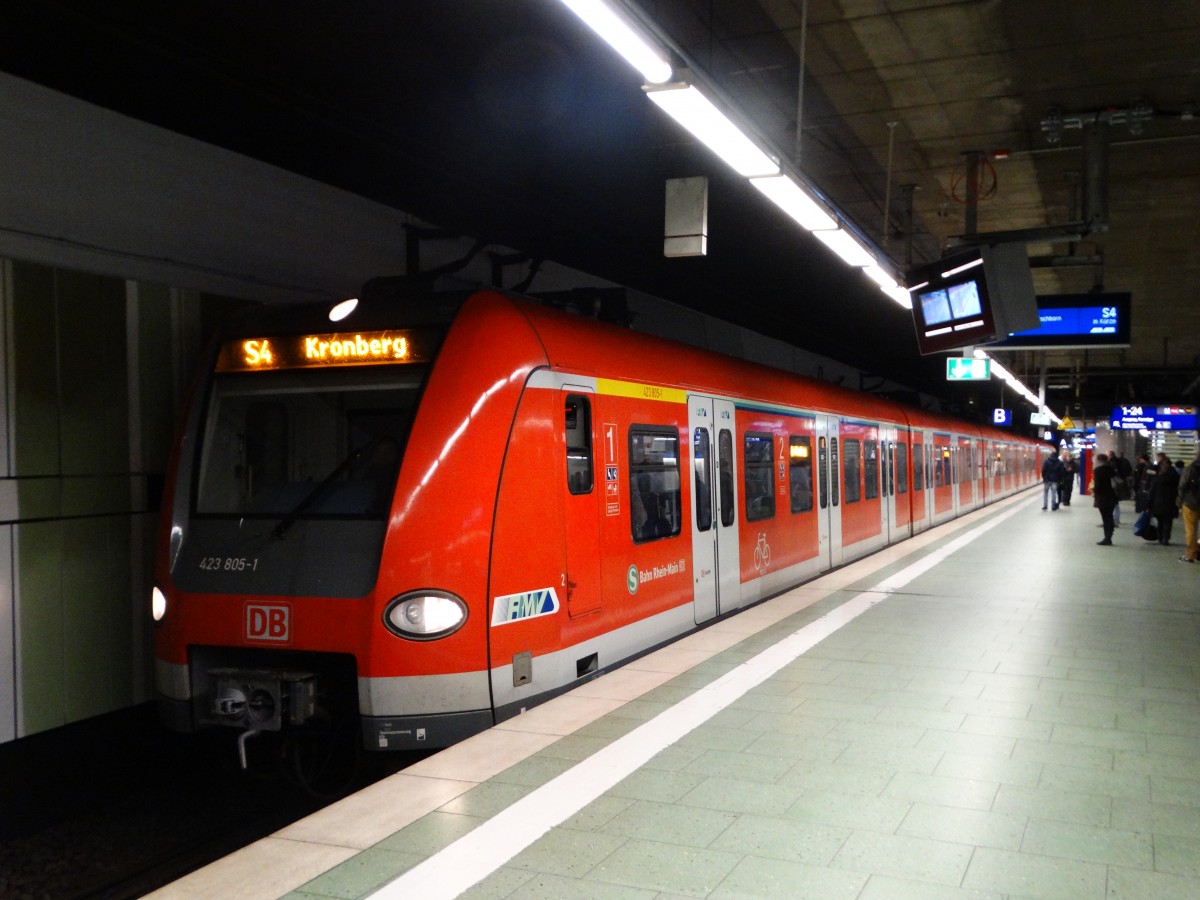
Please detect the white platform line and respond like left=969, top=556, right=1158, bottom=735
left=368, top=499, right=1029, bottom=900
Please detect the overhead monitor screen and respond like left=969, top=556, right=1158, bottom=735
left=907, top=243, right=1037, bottom=355
left=947, top=281, right=983, bottom=319
left=920, top=289, right=953, bottom=326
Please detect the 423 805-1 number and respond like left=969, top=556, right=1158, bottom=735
left=199, top=556, right=259, bottom=572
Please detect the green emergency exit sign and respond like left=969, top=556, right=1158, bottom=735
left=946, top=358, right=991, bottom=381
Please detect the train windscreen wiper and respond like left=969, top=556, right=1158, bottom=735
left=270, top=435, right=384, bottom=539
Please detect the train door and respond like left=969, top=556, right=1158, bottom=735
left=880, top=426, right=894, bottom=543
left=816, top=415, right=842, bottom=568
left=957, top=435, right=976, bottom=511
left=892, top=428, right=913, bottom=536
left=688, top=395, right=739, bottom=623
left=563, top=389, right=601, bottom=617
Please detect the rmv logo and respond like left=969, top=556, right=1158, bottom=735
left=246, top=603, right=291, bottom=643
left=491, top=588, right=560, bottom=626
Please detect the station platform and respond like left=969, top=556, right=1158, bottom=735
left=151, top=489, right=1200, bottom=900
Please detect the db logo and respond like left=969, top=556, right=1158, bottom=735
left=245, top=603, right=291, bottom=643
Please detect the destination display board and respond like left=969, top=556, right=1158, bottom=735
left=987, top=293, right=1131, bottom=349
left=215, top=328, right=441, bottom=372
left=1110, top=405, right=1196, bottom=431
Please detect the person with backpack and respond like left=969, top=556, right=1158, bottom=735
left=1178, top=451, right=1200, bottom=563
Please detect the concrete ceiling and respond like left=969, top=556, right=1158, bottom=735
left=1, top=0, right=1197, bottom=423
left=650, top=0, right=1200, bottom=419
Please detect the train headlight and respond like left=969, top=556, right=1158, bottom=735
left=384, top=591, right=467, bottom=640
left=151, top=586, right=168, bottom=622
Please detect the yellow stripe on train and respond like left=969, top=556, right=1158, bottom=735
left=596, top=378, right=687, bottom=404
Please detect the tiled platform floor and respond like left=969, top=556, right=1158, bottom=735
left=153, top=490, right=1200, bottom=900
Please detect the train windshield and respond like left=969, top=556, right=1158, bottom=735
left=194, top=367, right=425, bottom=520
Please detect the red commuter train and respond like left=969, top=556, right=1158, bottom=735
left=151, top=289, right=1040, bottom=759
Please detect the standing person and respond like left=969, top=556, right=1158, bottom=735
left=1178, top=451, right=1200, bottom=563
left=1148, top=452, right=1180, bottom=545
left=1112, top=450, right=1133, bottom=526
left=1133, top=453, right=1151, bottom=513
left=1041, top=448, right=1063, bottom=511
left=1058, top=453, right=1077, bottom=507
left=1092, top=452, right=1117, bottom=545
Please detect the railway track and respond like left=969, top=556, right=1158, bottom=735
left=0, top=705, right=426, bottom=899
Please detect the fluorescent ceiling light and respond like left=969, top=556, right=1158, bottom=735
left=813, top=227, right=875, bottom=268
left=861, top=263, right=897, bottom=289
left=861, top=264, right=913, bottom=308
left=749, top=174, right=835, bottom=231
left=941, top=257, right=984, bottom=278
left=560, top=0, right=673, bottom=83
left=645, top=83, right=780, bottom=177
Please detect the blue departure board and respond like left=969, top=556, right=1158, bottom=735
left=1110, top=406, right=1196, bottom=430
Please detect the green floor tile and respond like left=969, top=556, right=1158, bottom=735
left=709, top=854, right=866, bottom=899
left=509, top=825, right=627, bottom=877
left=1151, top=833, right=1200, bottom=877
left=897, top=803, right=1027, bottom=850
left=707, top=813, right=850, bottom=865
left=1020, top=817, right=1153, bottom=868
left=585, top=838, right=742, bottom=897
left=830, top=829, right=973, bottom=885
left=295, top=847, right=425, bottom=899
left=597, top=798, right=737, bottom=848
left=963, top=846, right=1107, bottom=899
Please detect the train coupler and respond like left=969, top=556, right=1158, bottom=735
left=208, top=667, right=318, bottom=732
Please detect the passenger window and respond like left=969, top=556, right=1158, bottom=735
left=843, top=438, right=861, bottom=504
left=896, top=443, right=909, bottom=494
left=818, top=436, right=829, bottom=509
left=789, top=436, right=813, bottom=513
left=693, top=428, right=712, bottom=532
left=629, top=426, right=681, bottom=543
left=830, top=437, right=840, bottom=506
left=912, top=443, right=924, bottom=491
left=743, top=432, right=775, bottom=521
left=864, top=440, right=879, bottom=500
left=565, top=394, right=593, bottom=495
left=718, top=429, right=735, bottom=527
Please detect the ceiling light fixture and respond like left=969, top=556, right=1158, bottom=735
left=812, top=228, right=875, bottom=268
left=748, top=174, right=836, bottom=232
left=644, top=81, right=780, bottom=177
left=973, top=348, right=1056, bottom=417
left=941, top=257, right=984, bottom=278
left=328, top=297, right=359, bottom=322
left=862, top=264, right=913, bottom=309
left=567, top=0, right=914, bottom=320
left=559, top=0, right=673, bottom=84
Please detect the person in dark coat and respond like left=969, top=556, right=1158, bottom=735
left=1058, top=453, right=1077, bottom=507
left=1041, top=448, right=1063, bottom=511
left=1147, top=452, right=1180, bottom=545
left=1133, top=453, right=1151, bottom=512
left=1092, top=452, right=1117, bottom=545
